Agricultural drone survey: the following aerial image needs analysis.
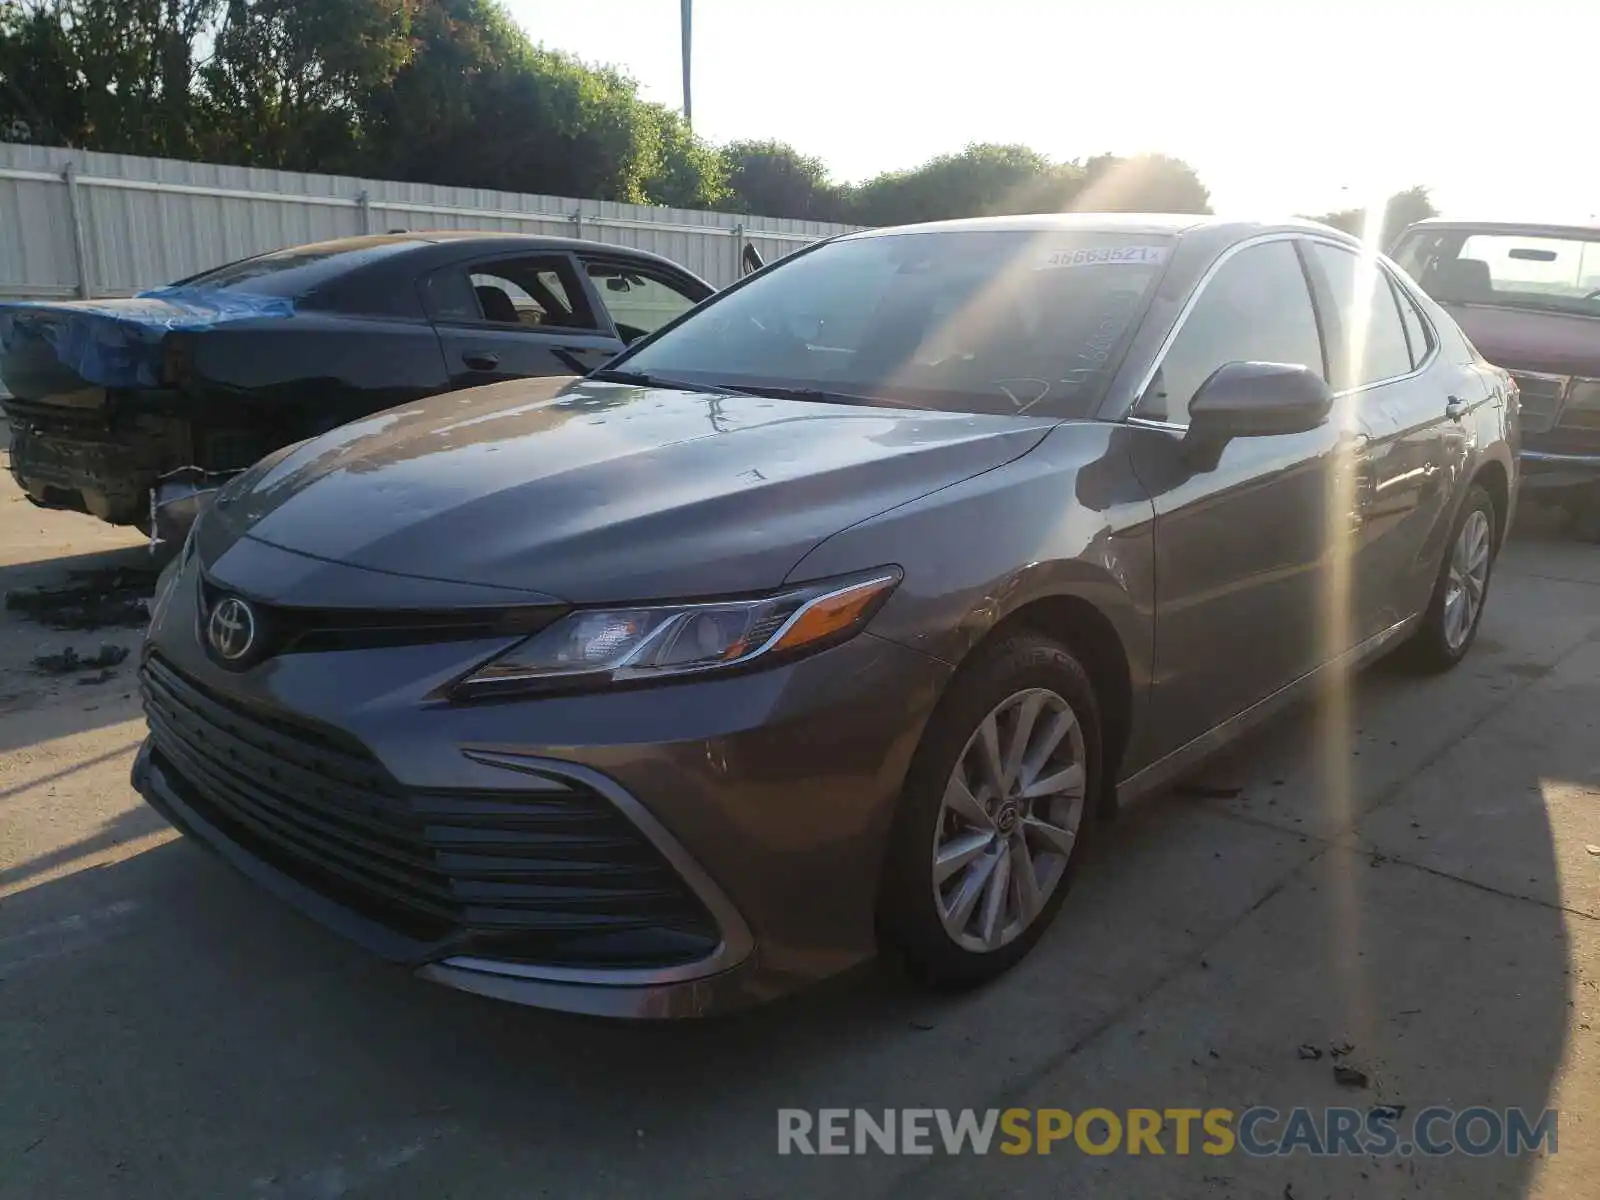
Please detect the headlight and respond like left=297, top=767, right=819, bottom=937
left=453, top=568, right=901, bottom=697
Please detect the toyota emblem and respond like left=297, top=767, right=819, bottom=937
left=207, top=596, right=257, bottom=662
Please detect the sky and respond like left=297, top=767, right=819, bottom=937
left=506, top=0, right=1600, bottom=222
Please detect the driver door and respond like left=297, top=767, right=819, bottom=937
left=1127, top=237, right=1355, bottom=758
left=579, top=256, right=711, bottom=346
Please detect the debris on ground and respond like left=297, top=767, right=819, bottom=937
left=1296, top=1043, right=1322, bottom=1060
left=75, top=668, right=118, bottom=685
left=31, top=644, right=130, bottom=676
left=908, top=1017, right=936, bottom=1031
left=1586, top=844, right=1600, bottom=856
left=1333, top=1064, right=1370, bottom=1089
left=5, top=567, right=158, bottom=631
left=1329, top=1040, right=1355, bottom=1058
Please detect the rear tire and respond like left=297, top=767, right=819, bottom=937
left=877, top=633, right=1101, bottom=988
left=1399, top=484, right=1498, bottom=673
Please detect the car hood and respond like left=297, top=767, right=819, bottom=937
left=1445, top=302, right=1600, bottom=377
left=209, top=377, right=1051, bottom=603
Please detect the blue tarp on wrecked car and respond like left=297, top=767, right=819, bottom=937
left=0, top=288, right=295, bottom=391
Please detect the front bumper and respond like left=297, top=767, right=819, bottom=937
left=1519, top=449, right=1600, bottom=495
left=132, top=545, right=951, bottom=1016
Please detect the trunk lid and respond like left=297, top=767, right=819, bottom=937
left=0, top=289, right=295, bottom=408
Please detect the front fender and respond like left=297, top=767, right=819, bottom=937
left=784, top=421, right=1158, bottom=756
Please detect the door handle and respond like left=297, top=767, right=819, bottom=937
left=1445, top=395, right=1469, bottom=420
left=462, top=351, right=500, bottom=370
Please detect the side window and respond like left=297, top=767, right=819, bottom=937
left=424, top=255, right=596, bottom=330
left=1307, top=243, right=1414, bottom=389
left=585, top=261, right=702, bottom=343
left=1391, top=278, right=1435, bottom=369
left=1136, top=241, right=1323, bottom=425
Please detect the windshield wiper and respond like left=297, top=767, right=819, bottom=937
left=717, top=383, right=911, bottom=408
left=587, top=368, right=742, bottom=395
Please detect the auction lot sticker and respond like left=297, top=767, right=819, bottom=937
left=1037, top=246, right=1168, bottom=268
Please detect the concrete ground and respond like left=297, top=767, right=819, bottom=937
left=1, top=461, right=1597, bottom=1199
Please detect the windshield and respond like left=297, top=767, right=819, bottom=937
left=617, top=230, right=1172, bottom=418
left=171, top=237, right=428, bottom=297
left=1395, top=227, right=1600, bottom=317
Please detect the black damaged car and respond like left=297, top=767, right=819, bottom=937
left=0, top=232, right=714, bottom=543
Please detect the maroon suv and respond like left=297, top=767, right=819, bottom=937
left=1393, top=219, right=1600, bottom=537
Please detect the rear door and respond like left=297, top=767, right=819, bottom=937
left=1302, top=241, right=1458, bottom=633
left=423, top=251, right=625, bottom=387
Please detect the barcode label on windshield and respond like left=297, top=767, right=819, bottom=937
left=1037, top=246, right=1167, bottom=269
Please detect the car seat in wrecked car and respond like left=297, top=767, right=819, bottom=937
left=1424, top=258, right=1494, bottom=305
left=474, top=285, right=520, bottom=324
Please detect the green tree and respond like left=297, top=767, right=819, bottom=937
left=198, top=0, right=413, bottom=171
left=0, top=0, right=1225, bottom=227
left=842, top=145, right=1212, bottom=227
left=848, top=143, right=1077, bottom=226
left=355, top=0, right=523, bottom=179
left=1311, top=186, right=1438, bottom=248
left=639, top=105, right=728, bottom=209
left=360, top=3, right=668, bottom=202
left=0, top=0, right=219, bottom=155
left=1077, top=152, right=1211, bottom=214
left=718, top=139, right=846, bottom=222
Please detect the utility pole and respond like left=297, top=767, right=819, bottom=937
left=680, top=0, right=693, bottom=127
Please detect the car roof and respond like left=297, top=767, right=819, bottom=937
left=840, top=212, right=1361, bottom=249
left=1399, top=217, right=1600, bottom=239
left=250, top=231, right=707, bottom=275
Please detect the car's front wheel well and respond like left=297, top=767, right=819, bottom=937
left=980, top=595, right=1133, bottom=803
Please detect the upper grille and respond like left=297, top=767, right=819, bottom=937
left=197, top=575, right=566, bottom=655
left=140, top=654, right=719, bottom=967
left=1510, top=371, right=1568, bottom=434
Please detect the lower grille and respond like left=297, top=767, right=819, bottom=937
left=140, top=655, right=719, bottom=967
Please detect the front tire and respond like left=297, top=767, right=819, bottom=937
left=1401, top=484, right=1498, bottom=673
left=878, top=633, right=1101, bottom=988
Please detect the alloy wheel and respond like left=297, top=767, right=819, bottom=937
left=1443, top=508, right=1491, bottom=652
left=932, top=687, right=1088, bottom=952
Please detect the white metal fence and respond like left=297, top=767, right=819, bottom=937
left=0, top=142, right=860, bottom=301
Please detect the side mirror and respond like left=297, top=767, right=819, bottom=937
left=1182, top=361, right=1332, bottom=466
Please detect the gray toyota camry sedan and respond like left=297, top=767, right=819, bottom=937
left=133, top=214, right=1517, bottom=1017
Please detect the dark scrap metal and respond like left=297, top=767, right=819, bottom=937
left=6, top=567, right=157, bottom=630
left=32, top=643, right=130, bottom=675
